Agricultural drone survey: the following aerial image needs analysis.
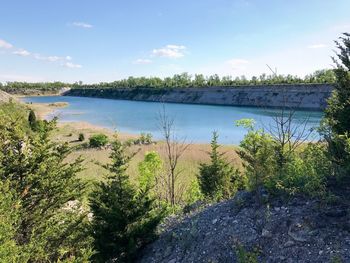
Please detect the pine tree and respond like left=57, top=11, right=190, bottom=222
left=323, top=33, right=350, bottom=186
left=0, top=103, right=93, bottom=262
left=198, top=132, right=242, bottom=201
left=28, top=109, right=37, bottom=130
left=89, top=137, right=164, bottom=263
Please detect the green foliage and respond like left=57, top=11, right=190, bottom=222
left=78, top=133, right=85, bottom=142
left=89, top=133, right=108, bottom=148
left=89, top=138, right=164, bottom=263
left=0, top=81, right=67, bottom=93
left=236, top=122, right=276, bottom=194
left=138, top=151, right=163, bottom=193
left=236, top=244, right=259, bottom=263
left=68, top=69, right=336, bottom=90
left=0, top=103, right=93, bottom=262
left=184, top=178, right=204, bottom=205
left=237, top=118, right=329, bottom=199
left=198, top=132, right=243, bottom=201
left=322, top=33, right=350, bottom=189
left=28, top=109, right=37, bottom=130
left=134, top=132, right=153, bottom=145
left=0, top=181, right=27, bottom=262
left=269, top=145, right=329, bottom=197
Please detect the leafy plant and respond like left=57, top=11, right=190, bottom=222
left=89, top=133, right=108, bottom=148
left=198, top=132, right=243, bottom=201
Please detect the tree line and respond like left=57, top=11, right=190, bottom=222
left=0, top=69, right=336, bottom=92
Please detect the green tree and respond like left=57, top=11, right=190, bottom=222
left=236, top=119, right=276, bottom=198
left=28, top=109, right=37, bottom=130
left=89, top=137, right=164, bottom=263
left=0, top=103, right=92, bottom=262
left=322, top=33, right=350, bottom=187
left=198, top=132, right=242, bottom=201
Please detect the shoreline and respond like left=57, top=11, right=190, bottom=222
left=27, top=101, right=145, bottom=141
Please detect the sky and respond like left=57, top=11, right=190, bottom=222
left=0, top=0, right=350, bottom=83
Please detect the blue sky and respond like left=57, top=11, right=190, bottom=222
left=1, top=0, right=350, bottom=83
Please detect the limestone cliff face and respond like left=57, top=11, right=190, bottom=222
left=65, top=84, right=333, bottom=110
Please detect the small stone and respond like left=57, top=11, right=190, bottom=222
left=274, top=207, right=281, bottom=212
left=262, top=229, right=272, bottom=238
left=283, top=240, right=295, bottom=248
left=212, top=219, right=218, bottom=224
left=319, top=250, right=323, bottom=255
left=168, top=259, right=176, bottom=263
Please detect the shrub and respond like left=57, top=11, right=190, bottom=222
left=78, top=133, right=85, bottom=142
left=198, top=132, right=243, bottom=201
left=236, top=120, right=276, bottom=197
left=237, top=118, right=330, bottom=199
left=185, top=178, right=204, bottom=205
left=89, top=133, right=108, bottom=148
left=0, top=105, right=93, bottom=262
left=28, top=109, right=37, bottom=130
left=89, top=138, right=164, bottom=262
left=134, top=132, right=153, bottom=145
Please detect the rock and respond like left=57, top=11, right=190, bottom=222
left=138, top=192, right=350, bottom=263
left=283, top=240, right=295, bottom=248
left=262, top=229, right=272, bottom=238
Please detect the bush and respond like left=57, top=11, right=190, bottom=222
left=89, top=138, right=164, bottom=262
left=134, top=132, right=153, bottom=145
left=78, top=133, right=85, bottom=142
left=89, top=134, right=108, bottom=148
left=236, top=118, right=329, bottom=199
left=198, top=132, right=243, bottom=201
left=236, top=120, right=276, bottom=197
left=28, top=109, right=37, bottom=130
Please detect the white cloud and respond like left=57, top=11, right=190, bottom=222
left=0, top=39, right=13, bottom=49
left=226, top=58, right=249, bottom=70
left=64, top=62, right=82, bottom=68
left=133, top=59, right=153, bottom=65
left=13, top=49, right=31, bottom=56
left=71, top=22, right=93, bottom=28
left=307, top=44, right=328, bottom=49
left=152, top=44, right=186, bottom=58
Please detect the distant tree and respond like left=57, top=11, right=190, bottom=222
left=89, top=137, right=164, bottom=263
left=198, top=132, right=242, bottom=201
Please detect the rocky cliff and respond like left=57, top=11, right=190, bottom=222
left=64, top=84, right=333, bottom=110
left=138, top=191, right=350, bottom=263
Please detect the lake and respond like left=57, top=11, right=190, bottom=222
left=22, top=96, right=323, bottom=145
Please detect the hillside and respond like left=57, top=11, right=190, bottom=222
left=138, top=191, right=350, bottom=263
left=0, top=90, right=16, bottom=103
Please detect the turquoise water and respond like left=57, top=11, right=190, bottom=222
left=22, top=96, right=323, bottom=145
